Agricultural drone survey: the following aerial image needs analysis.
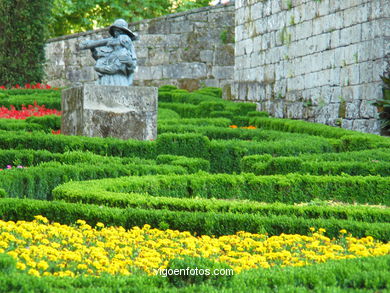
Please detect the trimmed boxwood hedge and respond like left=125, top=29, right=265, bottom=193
left=52, top=173, right=390, bottom=205
left=1, top=198, right=389, bottom=241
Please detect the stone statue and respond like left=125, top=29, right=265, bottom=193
left=79, top=19, right=138, bottom=86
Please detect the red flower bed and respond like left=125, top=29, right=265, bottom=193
left=0, top=83, right=57, bottom=90
left=0, top=102, right=61, bottom=119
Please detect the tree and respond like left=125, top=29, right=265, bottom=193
left=48, top=0, right=211, bottom=38
left=0, top=0, right=53, bottom=87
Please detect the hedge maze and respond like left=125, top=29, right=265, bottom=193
left=0, top=86, right=389, bottom=291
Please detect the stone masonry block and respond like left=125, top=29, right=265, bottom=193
left=61, top=84, right=157, bottom=140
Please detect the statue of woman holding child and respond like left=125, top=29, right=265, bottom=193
left=79, top=19, right=137, bottom=86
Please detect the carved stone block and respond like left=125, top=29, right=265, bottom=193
left=61, top=84, right=157, bottom=140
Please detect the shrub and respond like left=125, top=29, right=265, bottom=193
left=193, top=87, right=222, bottom=98
left=0, top=254, right=16, bottom=274
left=167, top=256, right=233, bottom=287
left=0, top=0, right=53, bottom=86
left=156, top=155, right=210, bottom=173
left=156, top=133, right=211, bottom=159
left=25, top=115, right=61, bottom=130
left=158, top=108, right=180, bottom=120
left=1, top=198, right=390, bottom=240
left=53, top=173, right=390, bottom=205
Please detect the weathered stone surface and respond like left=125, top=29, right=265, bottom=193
left=61, top=84, right=157, bottom=140
left=45, top=4, right=235, bottom=96
left=234, top=0, right=387, bottom=134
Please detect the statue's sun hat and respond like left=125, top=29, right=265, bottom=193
left=109, top=19, right=138, bottom=41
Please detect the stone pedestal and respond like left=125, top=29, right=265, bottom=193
left=61, top=84, right=157, bottom=140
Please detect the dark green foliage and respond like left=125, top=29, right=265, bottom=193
left=209, top=137, right=335, bottom=173
left=167, top=256, right=233, bottom=287
left=0, top=254, right=16, bottom=274
left=196, top=101, right=226, bottom=116
left=0, top=130, right=157, bottom=158
left=251, top=117, right=387, bottom=140
left=53, top=180, right=390, bottom=223
left=241, top=149, right=390, bottom=176
left=156, top=155, right=210, bottom=173
left=0, top=254, right=388, bottom=292
left=25, top=115, right=61, bottom=130
left=158, top=108, right=181, bottom=120
left=0, top=0, right=53, bottom=86
left=53, top=173, right=390, bottom=206
left=172, top=92, right=219, bottom=105
left=230, top=115, right=251, bottom=126
left=247, top=111, right=269, bottom=117
left=156, top=133, right=211, bottom=159
left=158, top=85, right=177, bottom=92
left=1, top=198, right=389, bottom=240
left=209, top=111, right=234, bottom=120
left=0, top=161, right=186, bottom=200
left=0, top=93, right=61, bottom=109
left=158, top=91, right=173, bottom=103
left=0, top=119, right=44, bottom=132
left=193, top=87, right=223, bottom=98
left=159, top=102, right=198, bottom=118
left=233, top=256, right=390, bottom=292
left=159, top=118, right=231, bottom=128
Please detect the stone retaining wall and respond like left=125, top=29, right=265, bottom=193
left=44, top=3, right=235, bottom=93
left=233, top=0, right=389, bottom=134
left=45, top=1, right=389, bottom=134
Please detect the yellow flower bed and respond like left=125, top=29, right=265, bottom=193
left=0, top=216, right=389, bottom=277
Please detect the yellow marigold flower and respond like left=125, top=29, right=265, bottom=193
left=76, top=220, right=86, bottom=225
left=16, top=262, right=26, bottom=270
left=339, top=229, right=347, bottom=234
left=309, top=227, right=315, bottom=232
left=34, top=215, right=49, bottom=224
left=77, top=264, right=88, bottom=270
left=96, top=222, right=105, bottom=228
left=28, top=269, right=40, bottom=277
left=37, top=260, right=49, bottom=271
left=318, top=228, right=326, bottom=234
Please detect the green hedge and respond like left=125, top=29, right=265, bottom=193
left=0, top=89, right=60, bottom=96
left=53, top=173, right=390, bottom=205
left=25, top=115, right=61, bottom=130
left=1, top=198, right=389, bottom=240
left=156, top=133, right=211, bottom=159
left=0, top=119, right=44, bottom=132
left=159, top=118, right=231, bottom=127
left=0, top=149, right=158, bottom=169
left=251, top=117, right=390, bottom=145
left=0, top=94, right=61, bottom=109
left=209, top=137, right=335, bottom=173
left=193, top=87, right=222, bottom=98
left=0, top=130, right=156, bottom=158
left=156, top=155, right=210, bottom=173
left=158, top=124, right=337, bottom=143
left=159, top=102, right=198, bottom=118
left=171, top=92, right=220, bottom=105
left=300, top=148, right=390, bottom=162
left=0, top=253, right=388, bottom=291
left=232, top=256, right=390, bottom=292
left=0, top=162, right=186, bottom=200
left=53, top=181, right=390, bottom=223
left=158, top=108, right=181, bottom=120
left=241, top=155, right=390, bottom=176
left=159, top=96, right=257, bottom=119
